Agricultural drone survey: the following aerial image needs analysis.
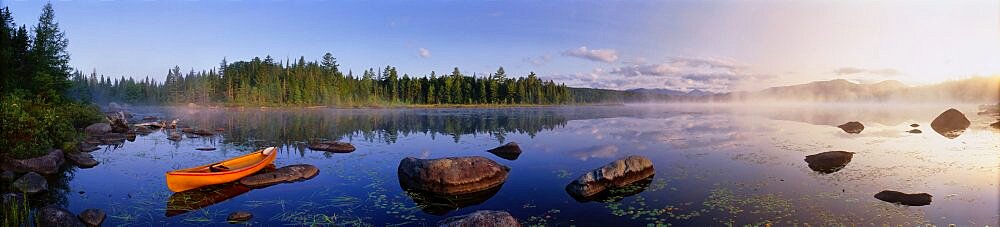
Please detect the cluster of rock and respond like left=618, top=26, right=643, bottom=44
left=822, top=108, right=980, bottom=206
left=35, top=206, right=105, bottom=227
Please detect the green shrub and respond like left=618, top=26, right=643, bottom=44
left=0, top=95, right=93, bottom=159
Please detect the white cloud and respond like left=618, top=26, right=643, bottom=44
left=547, top=56, right=773, bottom=92
left=562, top=46, right=618, bottom=63
left=418, top=48, right=431, bottom=58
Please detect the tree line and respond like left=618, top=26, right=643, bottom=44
left=1, top=4, right=103, bottom=159
left=68, top=54, right=591, bottom=106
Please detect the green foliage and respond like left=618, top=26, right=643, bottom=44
left=0, top=95, right=77, bottom=159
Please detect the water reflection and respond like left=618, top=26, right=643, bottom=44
left=567, top=175, right=654, bottom=203
left=399, top=182, right=504, bottom=216
left=165, top=182, right=252, bottom=217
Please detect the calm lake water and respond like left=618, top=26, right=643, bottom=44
left=25, top=104, right=1000, bottom=226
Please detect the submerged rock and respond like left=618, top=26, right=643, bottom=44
left=565, top=156, right=655, bottom=198
left=907, top=129, right=922, bottom=134
left=804, top=151, right=854, bottom=174
left=2, top=149, right=65, bottom=175
left=437, top=210, right=521, bottom=227
left=84, top=123, right=112, bottom=136
left=398, top=156, right=510, bottom=196
left=308, top=141, right=356, bottom=153
left=487, top=142, right=522, bottom=160
left=65, top=152, right=99, bottom=168
left=910, top=123, right=920, bottom=127
left=13, top=172, right=47, bottom=194
left=931, top=108, right=971, bottom=139
left=227, top=211, right=253, bottom=223
left=192, top=129, right=214, bottom=136
left=837, top=121, right=864, bottom=134
left=37, top=206, right=84, bottom=227
left=239, top=164, right=319, bottom=188
left=875, top=190, right=932, bottom=206
left=78, top=209, right=105, bottom=227
left=195, top=147, right=217, bottom=151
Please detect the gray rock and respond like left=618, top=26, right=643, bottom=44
left=837, top=121, right=864, bottom=134
left=84, top=123, right=112, bottom=136
left=875, top=190, right=932, bottom=206
left=1, top=149, right=65, bottom=175
left=398, top=156, right=510, bottom=196
left=227, top=211, right=253, bottom=223
left=37, top=206, right=84, bottom=227
left=65, top=152, right=99, bottom=168
left=240, top=164, right=319, bottom=188
left=566, top=156, right=655, bottom=198
left=13, top=172, right=48, bottom=194
left=487, top=142, right=522, bottom=160
left=804, top=151, right=854, bottom=174
left=308, top=141, right=356, bottom=153
left=931, top=108, right=971, bottom=139
left=78, top=209, right=105, bottom=227
left=437, top=210, right=521, bottom=227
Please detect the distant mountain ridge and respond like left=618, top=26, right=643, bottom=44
left=620, top=76, right=1000, bottom=103
left=627, top=88, right=716, bottom=97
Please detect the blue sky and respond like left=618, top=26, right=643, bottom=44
left=5, top=0, right=1000, bottom=92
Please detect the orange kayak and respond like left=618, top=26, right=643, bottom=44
left=166, top=147, right=277, bottom=192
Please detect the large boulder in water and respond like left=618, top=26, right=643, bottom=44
left=239, top=164, right=319, bottom=188
left=931, top=108, right=971, bottom=139
left=84, top=123, right=112, bottom=136
left=837, top=121, right=864, bottom=134
left=487, top=142, right=522, bottom=160
left=1, top=149, right=65, bottom=175
left=804, top=151, right=854, bottom=174
left=37, top=206, right=84, bottom=227
left=875, top=190, right=932, bottom=206
left=13, top=172, right=47, bottom=194
left=308, top=141, right=356, bottom=153
left=565, top=156, right=655, bottom=198
left=397, top=156, right=510, bottom=196
left=78, top=208, right=105, bottom=227
left=65, top=152, right=99, bottom=168
left=437, top=210, right=521, bottom=227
